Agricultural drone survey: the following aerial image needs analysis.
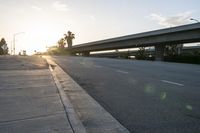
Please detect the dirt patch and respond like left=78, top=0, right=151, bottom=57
left=0, top=55, right=48, bottom=70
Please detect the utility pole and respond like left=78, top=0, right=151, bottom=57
left=13, top=32, right=25, bottom=55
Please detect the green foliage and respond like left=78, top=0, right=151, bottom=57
left=56, top=30, right=75, bottom=50
left=57, top=38, right=66, bottom=48
left=64, top=31, right=75, bottom=49
left=50, top=30, right=75, bottom=55
left=118, top=51, right=130, bottom=59
left=164, top=44, right=183, bottom=56
left=164, top=48, right=200, bottom=64
left=164, top=55, right=200, bottom=64
left=0, top=38, right=8, bottom=55
left=47, top=46, right=71, bottom=55
left=135, top=47, right=147, bottom=60
left=165, top=45, right=177, bottom=56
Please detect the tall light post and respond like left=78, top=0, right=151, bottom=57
left=13, top=32, right=25, bottom=55
left=190, top=18, right=200, bottom=23
left=10, top=41, right=13, bottom=55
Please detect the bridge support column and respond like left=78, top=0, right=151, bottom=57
left=155, top=45, right=165, bottom=61
left=177, top=44, right=183, bottom=55
left=82, top=51, right=90, bottom=56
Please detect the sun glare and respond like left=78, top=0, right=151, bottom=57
left=16, top=22, right=62, bottom=55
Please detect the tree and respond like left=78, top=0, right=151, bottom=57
left=0, top=38, right=8, bottom=55
left=57, top=38, right=66, bottom=48
left=64, top=31, right=75, bottom=49
left=164, top=44, right=183, bottom=56
left=135, top=47, right=147, bottom=60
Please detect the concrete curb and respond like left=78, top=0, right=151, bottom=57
left=47, top=59, right=87, bottom=133
left=45, top=56, right=130, bottom=133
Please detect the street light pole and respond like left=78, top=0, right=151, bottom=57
left=190, top=18, right=200, bottom=23
left=13, top=32, right=25, bottom=55
left=10, top=41, right=13, bottom=55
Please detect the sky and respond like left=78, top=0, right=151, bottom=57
left=0, top=0, right=199, bottom=54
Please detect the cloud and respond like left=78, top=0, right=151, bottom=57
left=52, top=1, right=68, bottom=11
left=31, top=5, right=43, bottom=11
left=150, top=11, right=192, bottom=27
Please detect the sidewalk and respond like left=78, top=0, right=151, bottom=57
left=0, top=56, right=75, bottom=133
left=0, top=55, right=130, bottom=133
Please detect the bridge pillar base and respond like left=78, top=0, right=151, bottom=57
left=155, top=45, right=165, bottom=61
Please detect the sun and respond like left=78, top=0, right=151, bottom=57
left=16, top=22, right=63, bottom=55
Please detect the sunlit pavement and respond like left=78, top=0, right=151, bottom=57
left=52, top=56, right=200, bottom=133
left=0, top=56, right=74, bottom=133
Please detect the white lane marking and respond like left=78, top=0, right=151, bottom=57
left=161, top=80, right=184, bottom=86
left=94, top=65, right=103, bottom=68
left=116, top=70, right=129, bottom=74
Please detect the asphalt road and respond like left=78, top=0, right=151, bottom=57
left=52, top=56, right=200, bottom=133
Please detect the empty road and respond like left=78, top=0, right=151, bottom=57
left=52, top=56, right=200, bottom=133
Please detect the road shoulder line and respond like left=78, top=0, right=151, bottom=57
left=116, top=70, right=129, bottom=74
left=161, top=80, right=184, bottom=86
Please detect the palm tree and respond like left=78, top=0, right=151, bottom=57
left=64, top=31, right=75, bottom=49
left=57, top=38, right=66, bottom=48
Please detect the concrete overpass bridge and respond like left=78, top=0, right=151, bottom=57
left=69, top=23, right=200, bottom=60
